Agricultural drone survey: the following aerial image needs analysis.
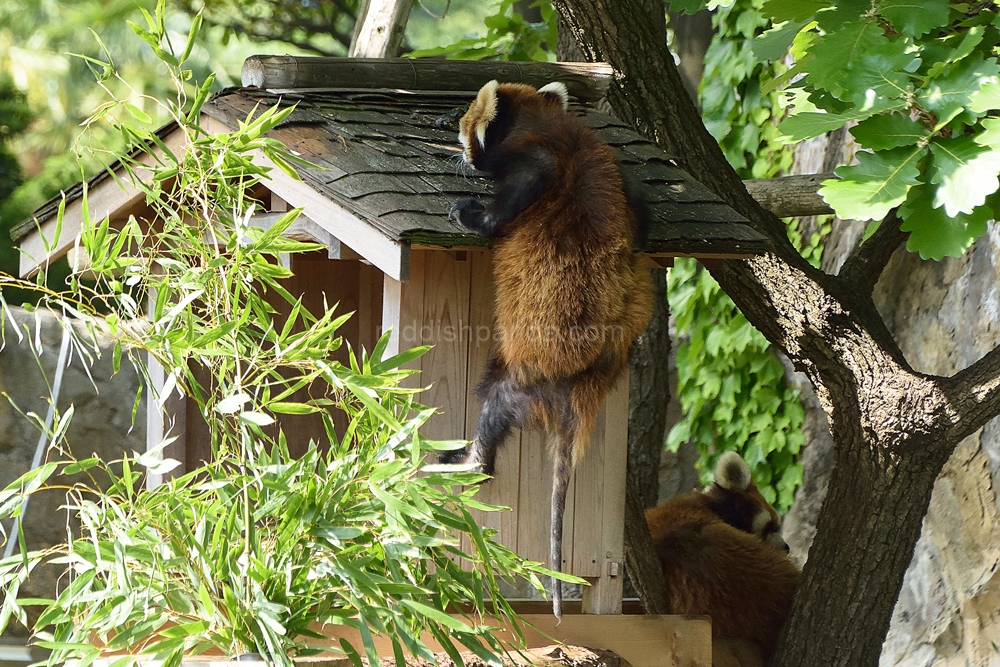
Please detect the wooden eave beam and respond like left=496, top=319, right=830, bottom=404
left=244, top=211, right=361, bottom=260
left=202, top=106, right=412, bottom=280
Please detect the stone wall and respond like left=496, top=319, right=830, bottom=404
left=0, top=306, right=144, bottom=625
left=873, top=228, right=1000, bottom=667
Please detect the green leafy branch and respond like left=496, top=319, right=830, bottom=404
left=765, top=0, right=1000, bottom=259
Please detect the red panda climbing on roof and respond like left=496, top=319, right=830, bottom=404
left=645, top=451, right=800, bottom=664
left=438, top=80, right=653, bottom=618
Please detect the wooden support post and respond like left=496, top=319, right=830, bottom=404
left=144, top=350, right=187, bottom=488
left=381, top=249, right=425, bottom=359
left=144, top=266, right=191, bottom=487
left=579, top=371, right=630, bottom=614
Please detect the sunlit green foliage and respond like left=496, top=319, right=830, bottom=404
left=406, top=0, right=556, bottom=61
left=0, top=6, right=563, bottom=665
left=700, top=0, right=793, bottom=179
left=667, top=259, right=805, bottom=511
left=0, top=0, right=233, bottom=304
left=763, top=0, right=1000, bottom=259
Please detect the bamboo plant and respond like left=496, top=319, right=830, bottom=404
left=0, top=5, right=572, bottom=666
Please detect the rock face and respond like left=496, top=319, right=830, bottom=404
left=872, top=227, right=1000, bottom=667
left=0, top=306, right=144, bottom=625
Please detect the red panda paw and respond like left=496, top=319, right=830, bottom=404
left=449, top=197, right=489, bottom=232
left=436, top=443, right=495, bottom=479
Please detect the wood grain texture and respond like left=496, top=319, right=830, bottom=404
left=460, top=250, right=522, bottom=564
left=417, top=250, right=471, bottom=442
left=241, top=57, right=613, bottom=102
left=580, top=372, right=629, bottom=614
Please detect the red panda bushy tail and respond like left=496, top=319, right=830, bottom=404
left=550, top=431, right=574, bottom=620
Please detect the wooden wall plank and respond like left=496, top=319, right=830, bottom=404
left=515, top=431, right=579, bottom=569
left=357, top=262, right=383, bottom=355
left=416, top=250, right=471, bottom=443
left=571, top=408, right=606, bottom=579
left=460, top=250, right=522, bottom=563
left=580, top=372, right=630, bottom=615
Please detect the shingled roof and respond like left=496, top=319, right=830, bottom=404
left=15, top=58, right=766, bottom=277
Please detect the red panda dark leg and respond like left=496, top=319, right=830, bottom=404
left=438, top=353, right=532, bottom=476
left=550, top=428, right=574, bottom=620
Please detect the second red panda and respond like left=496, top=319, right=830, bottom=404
left=646, top=451, right=800, bottom=663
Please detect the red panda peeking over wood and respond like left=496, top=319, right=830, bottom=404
left=645, top=451, right=800, bottom=665
left=439, top=80, right=653, bottom=617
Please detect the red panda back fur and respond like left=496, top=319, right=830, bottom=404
left=645, top=452, right=800, bottom=660
left=478, top=84, right=652, bottom=439
left=443, top=81, right=653, bottom=618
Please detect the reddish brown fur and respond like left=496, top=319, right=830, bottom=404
left=478, top=85, right=652, bottom=458
left=645, top=467, right=799, bottom=659
left=449, top=82, right=653, bottom=617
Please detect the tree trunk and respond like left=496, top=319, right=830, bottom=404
left=666, top=9, right=713, bottom=103
left=554, top=1, right=1000, bottom=665
left=349, top=0, right=412, bottom=58
left=627, top=268, right=670, bottom=509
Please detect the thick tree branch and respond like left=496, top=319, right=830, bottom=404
left=838, top=212, right=907, bottom=295
left=943, top=343, right=1000, bottom=441
left=622, top=474, right=670, bottom=615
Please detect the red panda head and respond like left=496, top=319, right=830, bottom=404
left=458, top=80, right=570, bottom=168
left=706, top=451, right=788, bottom=552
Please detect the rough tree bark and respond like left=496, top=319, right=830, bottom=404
left=554, top=2, right=1000, bottom=666
left=627, top=268, right=670, bottom=509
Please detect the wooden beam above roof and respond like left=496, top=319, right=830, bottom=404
left=241, top=56, right=613, bottom=102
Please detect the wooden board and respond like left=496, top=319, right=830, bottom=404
left=95, top=614, right=710, bottom=667
left=301, top=614, right=712, bottom=667
left=580, top=373, right=630, bottom=614
left=417, top=250, right=472, bottom=443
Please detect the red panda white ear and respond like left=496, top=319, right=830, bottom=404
left=538, top=81, right=570, bottom=111
left=472, top=80, right=500, bottom=148
left=715, top=451, right=752, bottom=492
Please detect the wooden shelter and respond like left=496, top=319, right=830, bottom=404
left=14, top=57, right=766, bottom=659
